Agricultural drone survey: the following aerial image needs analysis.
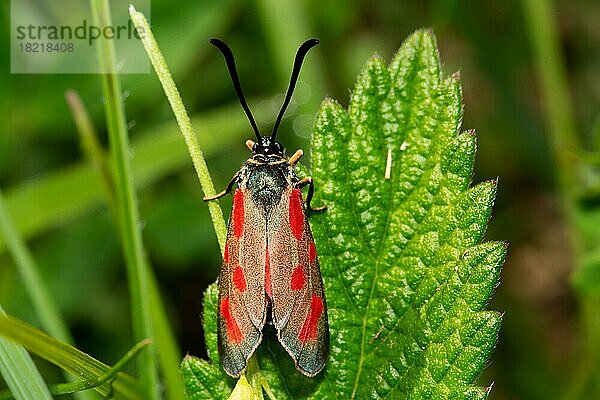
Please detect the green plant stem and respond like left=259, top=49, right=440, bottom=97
left=521, top=0, right=580, bottom=255
left=245, top=355, right=264, bottom=400
left=520, top=0, right=581, bottom=254
left=246, top=354, right=278, bottom=399
left=66, top=89, right=186, bottom=400
left=521, top=1, right=600, bottom=398
left=0, top=305, right=53, bottom=400
left=521, top=0, right=579, bottom=195
left=65, top=90, right=118, bottom=218
left=520, top=0, right=581, bottom=259
left=147, top=279, right=188, bottom=400
left=129, top=5, right=227, bottom=252
left=89, top=1, right=159, bottom=398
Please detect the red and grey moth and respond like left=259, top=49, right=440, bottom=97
left=204, top=38, right=329, bottom=377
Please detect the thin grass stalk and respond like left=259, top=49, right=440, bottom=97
left=129, top=6, right=227, bottom=251
left=89, top=0, right=159, bottom=398
left=67, top=88, right=186, bottom=400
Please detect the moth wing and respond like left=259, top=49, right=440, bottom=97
left=267, top=187, right=329, bottom=376
left=218, top=188, right=267, bottom=377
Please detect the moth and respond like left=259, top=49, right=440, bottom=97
left=204, top=38, right=329, bottom=378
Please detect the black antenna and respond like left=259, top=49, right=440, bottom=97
left=210, top=38, right=262, bottom=142
left=271, top=38, right=319, bottom=141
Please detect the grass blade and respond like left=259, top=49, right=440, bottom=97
left=0, top=102, right=256, bottom=254
left=0, top=305, right=52, bottom=400
left=65, top=90, right=118, bottom=219
left=66, top=89, right=186, bottom=400
left=0, top=313, right=143, bottom=400
left=0, top=190, right=73, bottom=346
left=0, top=189, right=96, bottom=400
left=67, top=85, right=185, bottom=400
left=0, top=339, right=150, bottom=400
left=89, top=0, right=160, bottom=398
left=129, top=5, right=227, bottom=251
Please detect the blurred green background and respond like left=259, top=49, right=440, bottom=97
left=1, top=0, right=600, bottom=399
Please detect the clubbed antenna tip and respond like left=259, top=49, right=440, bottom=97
left=271, top=38, right=319, bottom=141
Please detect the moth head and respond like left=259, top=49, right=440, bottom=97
left=250, top=137, right=285, bottom=157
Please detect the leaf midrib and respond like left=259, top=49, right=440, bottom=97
left=349, top=102, right=397, bottom=400
left=349, top=51, right=439, bottom=398
left=350, top=203, right=393, bottom=399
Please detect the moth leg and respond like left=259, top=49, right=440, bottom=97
left=288, top=149, right=304, bottom=166
left=203, top=171, right=239, bottom=201
left=297, top=176, right=327, bottom=212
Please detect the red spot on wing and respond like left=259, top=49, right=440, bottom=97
left=233, top=266, right=246, bottom=292
left=224, top=243, right=229, bottom=264
left=265, top=246, right=272, bottom=298
left=309, top=241, right=316, bottom=264
left=291, top=265, right=305, bottom=291
left=299, top=295, right=324, bottom=343
left=233, top=189, right=244, bottom=238
left=289, top=189, right=304, bottom=241
left=220, top=297, right=243, bottom=343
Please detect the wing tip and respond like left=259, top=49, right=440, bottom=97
left=276, top=329, right=329, bottom=377
left=218, top=328, right=264, bottom=378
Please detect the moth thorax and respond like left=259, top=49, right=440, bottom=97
left=248, top=166, right=287, bottom=212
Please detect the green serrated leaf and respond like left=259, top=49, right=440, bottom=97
left=182, top=283, right=234, bottom=400
left=309, top=29, right=503, bottom=400
left=181, top=355, right=231, bottom=400
left=186, top=29, right=505, bottom=399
